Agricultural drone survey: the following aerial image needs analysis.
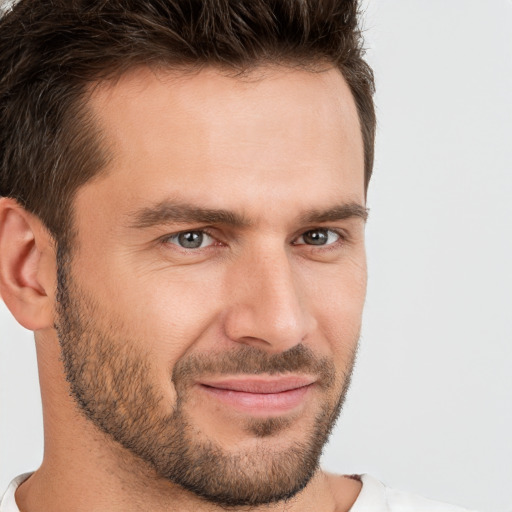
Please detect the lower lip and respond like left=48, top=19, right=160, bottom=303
left=200, top=384, right=312, bottom=415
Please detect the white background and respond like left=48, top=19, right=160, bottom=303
left=1, top=1, right=511, bottom=511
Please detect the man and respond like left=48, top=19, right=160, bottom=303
left=0, top=1, right=475, bottom=511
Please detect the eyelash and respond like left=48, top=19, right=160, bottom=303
left=160, top=227, right=347, bottom=252
left=162, top=229, right=219, bottom=251
left=292, top=229, right=345, bottom=248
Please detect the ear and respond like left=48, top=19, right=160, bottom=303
left=0, top=198, right=57, bottom=331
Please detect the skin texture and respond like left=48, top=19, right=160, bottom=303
left=0, top=65, right=367, bottom=512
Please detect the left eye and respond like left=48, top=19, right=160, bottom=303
left=295, top=229, right=341, bottom=246
left=166, top=231, right=215, bottom=249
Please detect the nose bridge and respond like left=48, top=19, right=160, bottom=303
left=224, top=243, right=315, bottom=350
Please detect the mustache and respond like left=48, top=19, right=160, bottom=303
left=171, top=343, right=337, bottom=390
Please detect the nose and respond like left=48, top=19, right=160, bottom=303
left=223, top=249, right=317, bottom=353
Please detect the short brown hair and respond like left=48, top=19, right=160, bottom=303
left=0, top=0, right=375, bottom=244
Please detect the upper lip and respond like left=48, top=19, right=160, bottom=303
left=198, top=375, right=316, bottom=394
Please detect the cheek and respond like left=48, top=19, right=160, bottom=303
left=103, top=266, right=225, bottom=365
left=307, top=258, right=366, bottom=357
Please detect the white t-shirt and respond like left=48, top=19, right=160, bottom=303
left=0, top=473, right=476, bottom=511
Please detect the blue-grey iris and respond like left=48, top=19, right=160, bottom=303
left=178, top=231, right=203, bottom=248
left=303, top=229, right=328, bottom=245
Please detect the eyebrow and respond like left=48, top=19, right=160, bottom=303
left=299, top=203, right=369, bottom=224
left=128, top=201, right=251, bottom=229
left=128, top=200, right=368, bottom=229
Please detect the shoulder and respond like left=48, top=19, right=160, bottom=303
left=349, top=474, right=478, bottom=512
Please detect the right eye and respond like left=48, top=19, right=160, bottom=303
left=164, top=230, right=216, bottom=249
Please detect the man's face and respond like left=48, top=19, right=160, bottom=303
left=55, top=66, right=367, bottom=506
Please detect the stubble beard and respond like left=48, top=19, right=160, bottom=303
left=54, top=252, right=358, bottom=507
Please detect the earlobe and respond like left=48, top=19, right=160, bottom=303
left=0, top=198, right=56, bottom=331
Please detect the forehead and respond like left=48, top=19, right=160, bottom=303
left=80, top=65, right=364, bottom=221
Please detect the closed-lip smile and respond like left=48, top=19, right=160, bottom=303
left=197, top=375, right=316, bottom=415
